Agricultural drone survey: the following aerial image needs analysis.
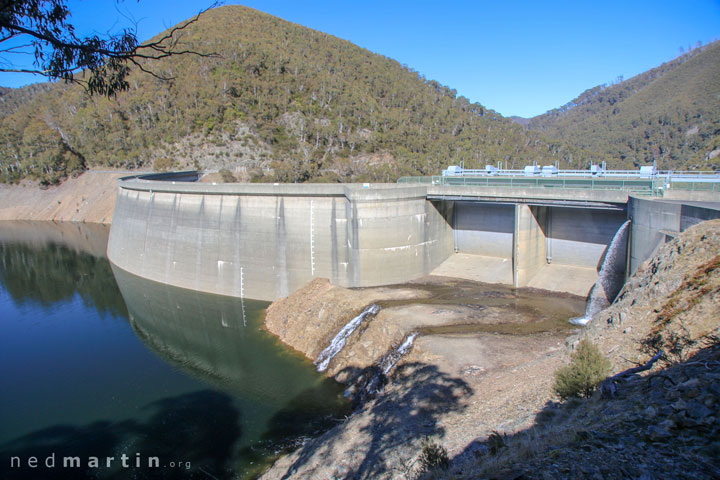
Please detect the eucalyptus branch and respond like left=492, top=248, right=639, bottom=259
left=0, top=1, right=220, bottom=96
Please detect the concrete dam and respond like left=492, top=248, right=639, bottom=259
left=107, top=172, right=720, bottom=302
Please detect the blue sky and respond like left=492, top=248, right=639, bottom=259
left=1, top=0, right=719, bottom=117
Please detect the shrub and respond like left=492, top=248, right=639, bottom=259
left=218, top=168, right=237, bottom=183
left=153, top=157, right=174, bottom=172
left=417, top=437, right=449, bottom=474
left=488, top=430, right=507, bottom=455
left=553, top=339, right=611, bottom=399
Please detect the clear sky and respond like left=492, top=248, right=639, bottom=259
left=1, top=0, right=719, bottom=118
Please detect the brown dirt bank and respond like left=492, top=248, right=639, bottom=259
left=264, top=277, right=584, bottom=379
left=0, top=170, right=131, bottom=224
left=261, top=275, right=586, bottom=479
left=261, top=220, right=720, bottom=479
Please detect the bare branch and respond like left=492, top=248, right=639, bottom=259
left=0, top=42, right=33, bottom=54
left=140, top=2, right=219, bottom=50
left=0, top=31, right=20, bottom=43
left=127, top=57, right=175, bottom=82
left=601, top=350, right=664, bottom=398
left=0, top=67, right=47, bottom=74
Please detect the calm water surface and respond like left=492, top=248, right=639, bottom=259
left=0, top=221, right=349, bottom=480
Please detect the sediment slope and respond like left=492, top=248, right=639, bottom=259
left=264, top=278, right=432, bottom=376
left=0, top=171, right=126, bottom=224
left=261, top=220, right=720, bottom=479
left=261, top=277, right=585, bottom=479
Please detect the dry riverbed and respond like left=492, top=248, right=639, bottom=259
left=261, top=275, right=586, bottom=479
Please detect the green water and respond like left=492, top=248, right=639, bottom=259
left=0, top=222, right=349, bottom=480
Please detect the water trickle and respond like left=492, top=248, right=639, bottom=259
left=570, top=220, right=631, bottom=326
left=357, top=332, right=420, bottom=400
left=315, top=304, right=380, bottom=372
left=379, top=332, right=418, bottom=375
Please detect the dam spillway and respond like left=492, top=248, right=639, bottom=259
left=107, top=173, right=720, bottom=302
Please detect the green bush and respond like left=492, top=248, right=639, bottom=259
left=553, top=339, right=611, bottom=399
left=418, top=437, right=449, bottom=474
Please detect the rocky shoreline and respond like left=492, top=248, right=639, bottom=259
left=260, top=220, right=720, bottom=479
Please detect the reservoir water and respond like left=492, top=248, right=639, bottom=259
left=0, top=221, right=349, bottom=480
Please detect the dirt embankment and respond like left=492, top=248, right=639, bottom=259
left=0, top=171, right=130, bottom=224
left=581, top=219, right=720, bottom=368
left=261, top=220, right=720, bottom=480
left=262, top=270, right=586, bottom=479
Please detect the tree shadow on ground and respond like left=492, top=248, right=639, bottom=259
left=278, top=362, right=473, bottom=479
left=0, top=390, right=240, bottom=480
left=447, top=344, right=720, bottom=479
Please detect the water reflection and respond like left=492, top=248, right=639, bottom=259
left=113, top=266, right=349, bottom=448
left=112, top=266, right=350, bottom=476
left=3, top=389, right=242, bottom=480
left=0, top=242, right=127, bottom=316
left=0, top=220, right=110, bottom=257
left=0, top=222, right=349, bottom=479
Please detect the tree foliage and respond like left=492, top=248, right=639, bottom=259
left=0, top=0, right=215, bottom=96
left=1, top=5, right=578, bottom=185
left=553, top=339, right=611, bottom=400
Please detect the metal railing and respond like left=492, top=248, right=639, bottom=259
left=666, top=180, right=720, bottom=192
left=397, top=175, right=673, bottom=195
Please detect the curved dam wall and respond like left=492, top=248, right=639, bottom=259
left=108, top=173, right=720, bottom=305
left=108, top=175, right=454, bottom=301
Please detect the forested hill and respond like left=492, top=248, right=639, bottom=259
left=527, top=41, right=720, bottom=170
left=0, top=5, right=578, bottom=185
left=0, top=83, right=52, bottom=116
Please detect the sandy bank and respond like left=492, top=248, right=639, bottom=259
left=0, top=171, right=131, bottom=224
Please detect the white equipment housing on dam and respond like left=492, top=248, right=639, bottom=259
left=107, top=172, right=720, bottom=302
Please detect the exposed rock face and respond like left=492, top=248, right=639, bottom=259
left=581, top=218, right=720, bottom=370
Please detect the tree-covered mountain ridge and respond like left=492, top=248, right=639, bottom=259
left=0, top=5, right=589, bottom=185
left=527, top=41, right=720, bottom=170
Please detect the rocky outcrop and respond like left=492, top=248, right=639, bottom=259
left=580, top=218, right=720, bottom=370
